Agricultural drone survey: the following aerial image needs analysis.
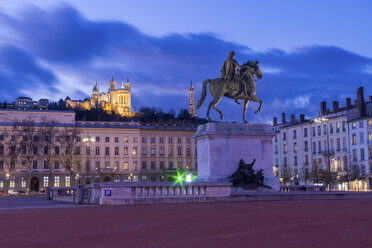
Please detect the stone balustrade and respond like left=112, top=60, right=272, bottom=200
left=280, top=185, right=322, bottom=192
left=86, top=181, right=232, bottom=205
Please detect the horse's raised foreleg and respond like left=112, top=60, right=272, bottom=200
left=243, top=98, right=250, bottom=123
left=250, top=95, right=263, bottom=114
left=208, top=97, right=224, bottom=120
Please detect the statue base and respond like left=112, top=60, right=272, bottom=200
left=194, top=122, right=280, bottom=191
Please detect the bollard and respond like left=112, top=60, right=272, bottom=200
left=46, top=187, right=52, bottom=200
left=77, top=184, right=85, bottom=204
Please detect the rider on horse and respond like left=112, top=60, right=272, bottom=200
left=221, top=51, right=248, bottom=100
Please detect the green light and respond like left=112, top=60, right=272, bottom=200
left=172, top=170, right=197, bottom=187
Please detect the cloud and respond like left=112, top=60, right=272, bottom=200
left=0, top=5, right=371, bottom=123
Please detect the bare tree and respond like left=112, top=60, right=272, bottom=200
left=58, top=125, right=82, bottom=187
left=0, top=128, right=20, bottom=194
left=309, top=162, right=321, bottom=185
left=299, top=166, right=310, bottom=185
left=279, top=166, right=292, bottom=185
left=15, top=117, right=40, bottom=194
left=38, top=117, right=59, bottom=189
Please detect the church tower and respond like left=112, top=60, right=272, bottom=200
left=189, top=80, right=196, bottom=117
left=109, top=73, right=116, bottom=91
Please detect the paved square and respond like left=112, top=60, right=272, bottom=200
left=1, top=198, right=371, bottom=248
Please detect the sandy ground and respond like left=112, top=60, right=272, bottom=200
left=1, top=198, right=372, bottom=248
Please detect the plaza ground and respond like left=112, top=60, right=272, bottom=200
left=0, top=197, right=372, bottom=248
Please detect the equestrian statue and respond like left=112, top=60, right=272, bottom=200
left=196, top=51, right=263, bottom=123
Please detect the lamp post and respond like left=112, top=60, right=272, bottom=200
left=314, top=117, right=332, bottom=191
left=82, top=137, right=95, bottom=185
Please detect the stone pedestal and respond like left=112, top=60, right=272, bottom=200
left=194, top=122, right=280, bottom=191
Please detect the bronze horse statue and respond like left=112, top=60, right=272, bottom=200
left=196, top=60, right=263, bottom=123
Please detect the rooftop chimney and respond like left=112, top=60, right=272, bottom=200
left=332, top=101, right=339, bottom=112
left=290, top=114, right=295, bottom=123
left=320, top=101, right=327, bottom=115
left=346, top=98, right=351, bottom=110
left=273, top=117, right=278, bottom=126
left=281, top=113, right=286, bottom=124
left=299, top=114, right=305, bottom=122
left=357, top=86, right=366, bottom=116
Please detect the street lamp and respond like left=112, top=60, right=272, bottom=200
left=82, top=137, right=95, bottom=185
left=314, top=117, right=332, bottom=191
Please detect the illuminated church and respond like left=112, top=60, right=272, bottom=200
left=66, top=75, right=133, bottom=117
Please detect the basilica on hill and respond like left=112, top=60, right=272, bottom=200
left=66, top=75, right=134, bottom=117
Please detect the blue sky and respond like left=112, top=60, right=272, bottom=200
left=0, top=0, right=371, bottom=123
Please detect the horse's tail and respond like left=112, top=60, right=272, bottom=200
left=196, top=79, right=210, bottom=109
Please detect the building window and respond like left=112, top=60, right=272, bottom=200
left=177, top=147, right=182, bottom=156
left=133, top=161, right=137, bottom=170
left=55, top=146, right=60, bottom=155
left=283, top=144, right=287, bottom=154
left=114, top=161, right=119, bottom=171
left=283, top=157, right=287, bottom=166
left=33, top=146, right=38, bottom=155
left=305, top=155, right=309, bottom=165
left=312, top=142, right=316, bottom=154
left=318, top=141, right=322, bottom=153
left=304, top=141, right=308, bottom=152
left=336, top=138, right=340, bottom=151
left=151, top=176, right=156, bottom=182
left=359, top=121, right=364, bottom=128
left=43, top=161, right=47, bottom=169
left=0, top=180, right=3, bottom=188
left=141, top=176, right=147, bottom=181
left=352, top=123, right=356, bottom=129
left=54, top=176, right=60, bottom=187
left=293, top=143, right=297, bottom=153
left=105, top=161, right=110, bottom=169
left=142, top=147, right=147, bottom=155
left=0, top=161, right=3, bottom=170
left=105, top=137, right=110, bottom=142
left=43, top=176, right=48, bottom=187
left=115, top=137, right=119, bottom=143
left=105, top=147, right=110, bottom=155
left=353, top=149, right=357, bottom=161
left=160, top=161, right=164, bottom=169
left=21, top=178, right=26, bottom=188
left=95, top=161, right=100, bottom=171
left=317, top=126, right=321, bottom=136
left=352, top=134, right=357, bottom=145
left=283, top=132, right=286, bottom=141
left=360, top=133, right=364, bottom=144
left=169, top=137, right=173, bottom=143
left=151, top=148, right=155, bottom=156
left=95, top=137, right=100, bottom=142
left=133, top=147, right=137, bottom=155
left=336, top=122, right=340, bottom=133
left=123, top=137, right=128, bottom=143
left=330, top=123, right=334, bottom=134
left=33, top=161, right=38, bottom=169
left=169, top=161, right=173, bottom=169
left=65, top=176, right=70, bottom=187
left=133, top=137, right=138, bottom=143
left=55, top=161, right=59, bottom=169
left=124, top=147, right=128, bottom=155
left=115, top=147, right=119, bottom=156
left=151, top=137, right=155, bottom=143
left=294, top=156, right=298, bottom=166
left=124, top=162, right=129, bottom=170
left=142, top=161, right=147, bottom=170
left=86, top=147, right=90, bottom=155
left=361, top=149, right=365, bottom=161
left=312, top=127, right=316, bottom=137
left=0, top=145, right=3, bottom=155
left=95, top=147, right=100, bottom=155
left=168, top=146, right=173, bottom=156
left=10, top=179, right=15, bottom=188
left=159, top=148, right=164, bottom=156
left=323, top=125, right=327, bottom=135
left=159, top=137, right=164, bottom=143
left=186, top=148, right=191, bottom=156
left=304, top=128, right=307, bottom=137
left=342, top=122, right=346, bottom=132
left=368, top=120, right=372, bottom=127
left=368, top=131, right=372, bottom=144
left=186, top=138, right=191, bottom=144
left=151, top=161, right=155, bottom=170
left=177, top=138, right=182, bottom=143
left=343, top=137, right=347, bottom=150
left=114, top=175, right=120, bottom=182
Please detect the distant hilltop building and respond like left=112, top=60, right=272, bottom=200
left=66, top=75, right=134, bottom=117
left=15, top=97, right=49, bottom=110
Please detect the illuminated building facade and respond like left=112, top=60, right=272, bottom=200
left=66, top=75, right=133, bottom=117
